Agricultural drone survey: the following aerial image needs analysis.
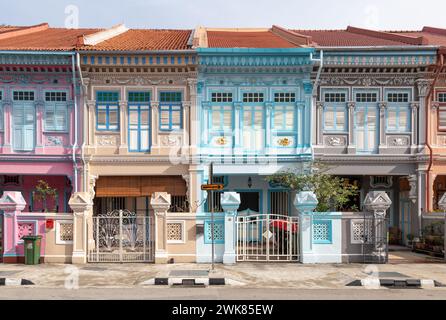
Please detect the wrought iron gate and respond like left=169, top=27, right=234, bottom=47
left=236, top=214, right=300, bottom=262
left=361, top=213, right=389, bottom=264
left=88, top=209, right=154, bottom=263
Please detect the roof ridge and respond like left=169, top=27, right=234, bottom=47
left=271, top=25, right=312, bottom=46
left=0, top=23, right=49, bottom=41
left=346, top=26, right=428, bottom=45
left=422, top=26, right=446, bottom=36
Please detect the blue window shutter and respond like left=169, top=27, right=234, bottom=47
left=23, top=104, right=35, bottom=150
left=55, top=103, right=67, bottom=131
left=13, top=104, right=24, bottom=150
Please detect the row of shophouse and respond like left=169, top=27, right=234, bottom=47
left=0, top=22, right=446, bottom=264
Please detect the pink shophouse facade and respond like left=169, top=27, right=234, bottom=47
left=0, top=24, right=95, bottom=262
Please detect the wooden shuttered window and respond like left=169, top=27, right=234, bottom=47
left=95, top=176, right=187, bottom=197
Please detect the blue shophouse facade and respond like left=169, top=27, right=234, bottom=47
left=196, top=48, right=316, bottom=218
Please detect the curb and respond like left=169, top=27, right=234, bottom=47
left=0, top=278, right=34, bottom=286
left=347, top=278, right=441, bottom=288
left=140, top=277, right=238, bottom=286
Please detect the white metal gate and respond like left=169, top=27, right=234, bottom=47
left=236, top=214, right=300, bottom=262
left=88, top=209, right=154, bottom=263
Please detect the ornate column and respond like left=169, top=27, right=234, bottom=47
left=312, top=93, right=318, bottom=146
left=187, top=78, right=198, bottom=149
left=265, top=102, right=273, bottom=148
left=431, top=102, right=440, bottom=146
left=35, top=99, right=45, bottom=152
left=119, top=100, right=128, bottom=153
left=68, top=192, right=93, bottom=264
left=316, top=102, right=324, bottom=146
left=86, top=100, right=96, bottom=148
left=2, top=99, right=12, bottom=152
left=293, top=191, right=318, bottom=264
left=410, top=102, right=420, bottom=148
left=363, top=191, right=392, bottom=263
left=150, top=192, right=171, bottom=263
left=151, top=101, right=159, bottom=147
left=348, top=102, right=356, bottom=153
left=416, top=79, right=431, bottom=148
left=234, top=102, right=242, bottom=149
left=220, top=192, right=241, bottom=265
left=0, top=191, right=26, bottom=263
left=303, top=81, right=313, bottom=147
left=379, top=102, right=387, bottom=149
left=182, top=100, right=191, bottom=148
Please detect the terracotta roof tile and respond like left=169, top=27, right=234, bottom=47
left=0, top=27, right=100, bottom=51
left=292, top=29, right=413, bottom=47
left=390, top=27, right=446, bottom=46
left=80, top=29, right=192, bottom=51
left=207, top=30, right=298, bottom=48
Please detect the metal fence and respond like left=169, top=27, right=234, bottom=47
left=88, top=209, right=155, bottom=263
left=236, top=214, right=299, bottom=262
left=340, top=212, right=388, bottom=264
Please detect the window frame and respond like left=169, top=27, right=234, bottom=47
left=385, top=90, right=411, bottom=133
left=128, top=91, right=151, bottom=152
left=95, top=91, right=120, bottom=131
left=353, top=89, right=380, bottom=154
left=158, top=91, right=183, bottom=131
left=321, top=89, right=348, bottom=133
left=438, top=91, right=446, bottom=132
left=43, top=90, right=69, bottom=132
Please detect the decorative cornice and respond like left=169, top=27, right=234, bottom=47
left=0, top=54, right=72, bottom=66
left=198, top=54, right=313, bottom=68
left=323, top=54, right=436, bottom=67
left=320, top=75, right=417, bottom=87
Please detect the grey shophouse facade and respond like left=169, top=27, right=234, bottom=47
left=304, top=31, right=438, bottom=244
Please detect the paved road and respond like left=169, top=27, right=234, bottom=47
left=1, top=287, right=446, bottom=300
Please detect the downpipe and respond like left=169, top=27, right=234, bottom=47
left=425, top=52, right=444, bottom=214
left=71, top=55, right=78, bottom=192
left=76, top=52, right=88, bottom=192
left=310, top=50, right=324, bottom=162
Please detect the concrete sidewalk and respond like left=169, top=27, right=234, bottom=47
left=1, top=261, right=446, bottom=289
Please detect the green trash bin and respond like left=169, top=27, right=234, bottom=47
left=22, top=235, right=42, bottom=265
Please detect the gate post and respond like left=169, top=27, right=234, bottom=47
left=221, top=192, right=241, bottom=265
left=438, top=194, right=446, bottom=261
left=69, top=192, right=93, bottom=264
left=294, top=191, right=318, bottom=264
left=364, top=191, right=392, bottom=263
left=150, top=192, right=171, bottom=264
left=0, top=192, right=26, bottom=263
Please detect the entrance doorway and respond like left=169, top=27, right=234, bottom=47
left=238, top=191, right=260, bottom=213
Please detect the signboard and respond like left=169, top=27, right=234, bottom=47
left=201, top=184, right=224, bottom=191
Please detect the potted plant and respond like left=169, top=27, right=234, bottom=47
left=407, top=233, right=415, bottom=247
left=32, top=180, right=58, bottom=212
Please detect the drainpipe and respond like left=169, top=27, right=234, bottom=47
left=76, top=52, right=87, bottom=192
left=71, top=54, right=78, bottom=193
left=310, top=50, right=324, bottom=162
left=425, top=51, right=445, bottom=213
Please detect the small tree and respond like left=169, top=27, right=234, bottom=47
left=266, top=163, right=359, bottom=212
left=33, top=180, right=58, bottom=212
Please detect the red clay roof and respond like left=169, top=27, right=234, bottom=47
left=390, top=27, right=446, bottom=46
left=0, top=26, right=25, bottom=34
left=0, top=27, right=100, bottom=51
left=79, top=29, right=192, bottom=51
left=292, top=29, right=415, bottom=47
left=207, top=30, right=299, bottom=48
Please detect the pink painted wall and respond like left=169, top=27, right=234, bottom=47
left=0, top=175, right=72, bottom=213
